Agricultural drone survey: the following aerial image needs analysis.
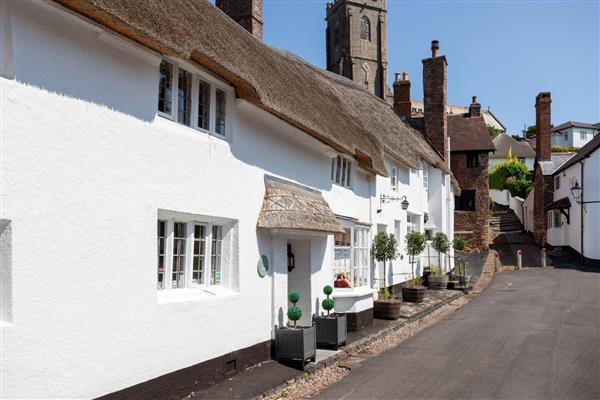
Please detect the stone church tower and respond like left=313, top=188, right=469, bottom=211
left=326, top=0, right=388, bottom=99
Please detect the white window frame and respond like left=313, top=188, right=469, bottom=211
left=157, top=218, right=225, bottom=290
left=331, top=155, right=353, bottom=188
left=333, top=225, right=370, bottom=289
left=555, top=175, right=560, bottom=190
left=580, top=130, right=587, bottom=140
left=548, top=210, right=561, bottom=229
left=157, top=58, right=231, bottom=140
left=422, top=165, right=429, bottom=192
left=390, top=165, right=398, bottom=191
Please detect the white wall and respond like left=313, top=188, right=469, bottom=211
left=0, top=2, right=371, bottom=398
left=523, top=189, right=534, bottom=233
left=552, top=127, right=598, bottom=149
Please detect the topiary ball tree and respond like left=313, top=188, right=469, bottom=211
left=405, top=231, right=426, bottom=280
left=431, top=232, right=450, bottom=271
left=371, top=232, right=399, bottom=289
left=287, top=291, right=302, bottom=328
left=321, top=285, right=334, bottom=316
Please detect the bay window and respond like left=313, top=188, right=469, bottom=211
left=156, top=218, right=226, bottom=290
left=157, top=58, right=229, bottom=138
left=333, top=225, right=370, bottom=288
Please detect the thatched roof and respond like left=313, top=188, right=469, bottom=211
left=54, top=0, right=458, bottom=190
left=257, top=176, right=344, bottom=234
left=492, top=134, right=535, bottom=159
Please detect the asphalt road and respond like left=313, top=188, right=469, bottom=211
left=315, top=267, right=600, bottom=400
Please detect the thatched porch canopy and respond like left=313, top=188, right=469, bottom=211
left=257, top=176, right=344, bottom=234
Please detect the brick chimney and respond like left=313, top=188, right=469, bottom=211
left=422, top=40, right=448, bottom=161
left=216, top=0, right=263, bottom=40
left=535, top=92, right=552, bottom=161
left=468, top=96, right=481, bottom=117
left=393, top=72, right=412, bottom=118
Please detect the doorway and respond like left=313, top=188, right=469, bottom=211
left=287, top=239, right=312, bottom=326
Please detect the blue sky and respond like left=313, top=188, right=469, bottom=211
left=214, top=1, right=599, bottom=135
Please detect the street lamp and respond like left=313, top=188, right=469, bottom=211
left=570, top=180, right=600, bottom=205
left=377, top=194, right=410, bottom=213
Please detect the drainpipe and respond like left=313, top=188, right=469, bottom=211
left=579, top=160, right=585, bottom=265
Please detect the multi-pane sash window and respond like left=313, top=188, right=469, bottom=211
left=198, top=80, right=211, bottom=130
left=548, top=210, right=561, bottom=228
left=390, top=166, right=398, bottom=191
left=157, top=219, right=224, bottom=290
left=331, top=156, right=352, bottom=188
left=422, top=166, right=429, bottom=191
left=467, top=152, right=479, bottom=168
left=211, top=225, right=223, bottom=284
left=172, top=222, right=187, bottom=288
left=177, top=68, right=192, bottom=126
left=216, top=89, right=227, bottom=136
left=333, top=226, right=370, bottom=288
left=554, top=176, right=560, bottom=190
left=157, top=59, right=228, bottom=138
left=158, top=61, right=173, bottom=114
left=580, top=131, right=587, bottom=140
left=192, top=225, right=206, bottom=285
left=157, top=220, right=167, bottom=289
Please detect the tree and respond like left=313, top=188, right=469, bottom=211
left=371, top=232, right=398, bottom=289
left=431, top=232, right=450, bottom=271
left=487, top=125, right=503, bottom=137
left=489, top=158, right=532, bottom=198
left=522, top=125, right=536, bottom=139
left=405, top=231, right=426, bottom=281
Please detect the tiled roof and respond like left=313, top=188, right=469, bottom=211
left=551, top=121, right=598, bottom=132
left=447, top=114, right=496, bottom=152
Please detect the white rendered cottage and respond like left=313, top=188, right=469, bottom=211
left=0, top=1, right=457, bottom=398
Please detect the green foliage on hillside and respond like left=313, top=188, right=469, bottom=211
left=489, top=158, right=532, bottom=198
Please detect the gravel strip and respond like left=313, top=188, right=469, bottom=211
left=261, top=296, right=470, bottom=400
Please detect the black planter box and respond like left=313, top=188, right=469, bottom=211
left=275, top=326, right=316, bottom=366
left=313, top=314, right=347, bottom=349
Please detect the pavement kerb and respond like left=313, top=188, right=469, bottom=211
left=254, top=290, right=466, bottom=400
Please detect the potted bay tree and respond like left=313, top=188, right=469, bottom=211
left=451, top=236, right=470, bottom=290
left=275, top=292, right=316, bottom=368
left=372, top=232, right=402, bottom=319
left=403, top=231, right=427, bottom=303
left=429, top=233, right=450, bottom=290
left=313, top=285, right=347, bottom=349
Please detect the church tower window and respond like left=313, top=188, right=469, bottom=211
left=360, top=16, right=371, bottom=41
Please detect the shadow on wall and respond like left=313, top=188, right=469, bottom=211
left=12, top=1, right=159, bottom=123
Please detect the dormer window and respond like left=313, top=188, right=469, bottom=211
left=331, top=155, right=352, bottom=188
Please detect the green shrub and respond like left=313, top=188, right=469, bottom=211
left=378, top=287, right=392, bottom=300
left=371, top=232, right=399, bottom=288
left=323, top=285, right=333, bottom=296
left=489, top=158, right=529, bottom=191
left=551, top=146, right=578, bottom=153
left=322, top=298, right=335, bottom=313
left=287, top=306, right=302, bottom=326
left=506, top=177, right=533, bottom=198
left=288, top=291, right=300, bottom=304
left=452, top=236, right=467, bottom=252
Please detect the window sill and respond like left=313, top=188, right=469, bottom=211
left=332, top=287, right=376, bottom=298
left=157, top=286, right=239, bottom=305
left=156, top=114, right=229, bottom=142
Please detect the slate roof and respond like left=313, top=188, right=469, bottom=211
left=553, top=133, right=600, bottom=175
left=539, top=153, right=576, bottom=176
left=551, top=121, right=599, bottom=132
left=54, top=0, right=458, bottom=191
left=491, top=134, right=536, bottom=159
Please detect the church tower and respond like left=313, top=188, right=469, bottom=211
left=326, top=0, right=388, bottom=99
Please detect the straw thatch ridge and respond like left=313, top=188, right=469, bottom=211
left=54, top=0, right=459, bottom=192
left=257, top=176, right=345, bottom=234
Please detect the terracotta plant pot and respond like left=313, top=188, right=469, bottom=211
left=373, top=300, right=402, bottom=320
left=428, top=275, right=449, bottom=290
left=401, top=286, right=426, bottom=303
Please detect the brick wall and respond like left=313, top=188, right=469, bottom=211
left=216, top=0, right=263, bottom=40
left=532, top=164, right=553, bottom=245
left=422, top=55, right=448, bottom=161
left=452, top=151, right=490, bottom=251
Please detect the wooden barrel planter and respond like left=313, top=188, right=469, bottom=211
left=373, top=300, right=402, bottom=320
left=401, top=286, right=426, bottom=303
left=428, top=275, right=449, bottom=290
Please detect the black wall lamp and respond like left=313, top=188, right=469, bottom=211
left=287, top=244, right=295, bottom=272
left=570, top=181, right=600, bottom=205
left=377, top=194, right=410, bottom=213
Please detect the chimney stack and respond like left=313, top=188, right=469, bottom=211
left=422, top=40, right=448, bottom=161
left=469, top=95, right=481, bottom=117
left=393, top=71, right=412, bottom=118
left=535, top=92, right=552, bottom=161
left=216, top=0, right=263, bottom=41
